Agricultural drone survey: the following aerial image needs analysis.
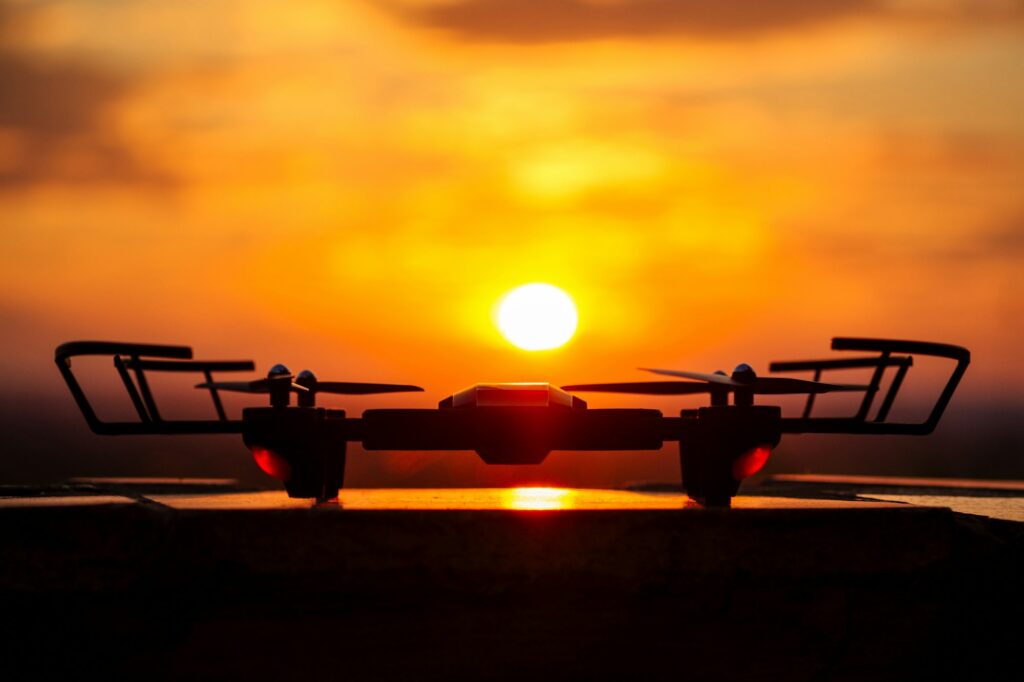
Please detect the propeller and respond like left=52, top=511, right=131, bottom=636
left=564, top=363, right=867, bottom=396
left=194, top=378, right=309, bottom=393
left=198, top=365, right=424, bottom=408
left=639, top=365, right=865, bottom=394
left=197, top=366, right=422, bottom=395
left=294, top=370, right=423, bottom=395
left=561, top=381, right=715, bottom=395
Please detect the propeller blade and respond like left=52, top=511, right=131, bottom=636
left=641, top=368, right=865, bottom=394
left=562, top=381, right=713, bottom=395
left=749, top=377, right=868, bottom=394
left=195, top=380, right=267, bottom=393
left=313, top=381, right=424, bottom=395
left=640, top=368, right=738, bottom=385
left=564, top=378, right=867, bottom=396
left=196, top=380, right=308, bottom=393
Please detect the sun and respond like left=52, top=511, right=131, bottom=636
left=496, top=283, right=578, bottom=351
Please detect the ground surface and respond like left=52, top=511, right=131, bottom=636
left=2, top=478, right=1023, bottom=681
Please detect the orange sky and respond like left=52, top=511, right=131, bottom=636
left=1, top=0, right=1022, bottom=485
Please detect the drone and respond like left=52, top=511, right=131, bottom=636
left=55, top=337, right=969, bottom=507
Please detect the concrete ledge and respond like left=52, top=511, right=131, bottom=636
left=1, top=488, right=1021, bottom=681
left=0, top=489, right=956, bottom=593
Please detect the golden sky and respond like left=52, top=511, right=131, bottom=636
left=1, top=0, right=1022, bottom=484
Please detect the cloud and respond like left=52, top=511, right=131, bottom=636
left=980, top=215, right=1024, bottom=258
left=0, top=50, right=123, bottom=134
left=401, top=0, right=1023, bottom=43
left=0, top=6, right=174, bottom=188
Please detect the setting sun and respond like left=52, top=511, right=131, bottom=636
left=496, top=284, right=578, bottom=351
left=500, top=487, right=574, bottom=511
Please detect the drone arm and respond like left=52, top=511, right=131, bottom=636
left=777, top=418, right=929, bottom=435
left=355, top=408, right=668, bottom=452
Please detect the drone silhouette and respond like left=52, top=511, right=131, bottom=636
left=56, top=337, right=969, bottom=507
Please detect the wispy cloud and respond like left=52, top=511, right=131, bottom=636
left=400, top=0, right=1023, bottom=43
left=0, top=5, right=175, bottom=187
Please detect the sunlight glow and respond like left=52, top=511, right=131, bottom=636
left=496, top=283, right=578, bottom=351
left=251, top=446, right=292, bottom=481
left=732, top=445, right=773, bottom=481
left=500, top=487, right=574, bottom=510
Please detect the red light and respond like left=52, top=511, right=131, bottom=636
left=252, top=446, right=292, bottom=481
left=732, top=445, right=772, bottom=480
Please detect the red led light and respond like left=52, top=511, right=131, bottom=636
left=732, top=445, right=772, bottom=480
left=251, top=446, right=292, bottom=481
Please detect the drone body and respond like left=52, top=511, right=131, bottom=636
left=55, top=338, right=969, bottom=506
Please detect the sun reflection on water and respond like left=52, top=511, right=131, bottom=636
left=500, top=487, right=575, bottom=510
